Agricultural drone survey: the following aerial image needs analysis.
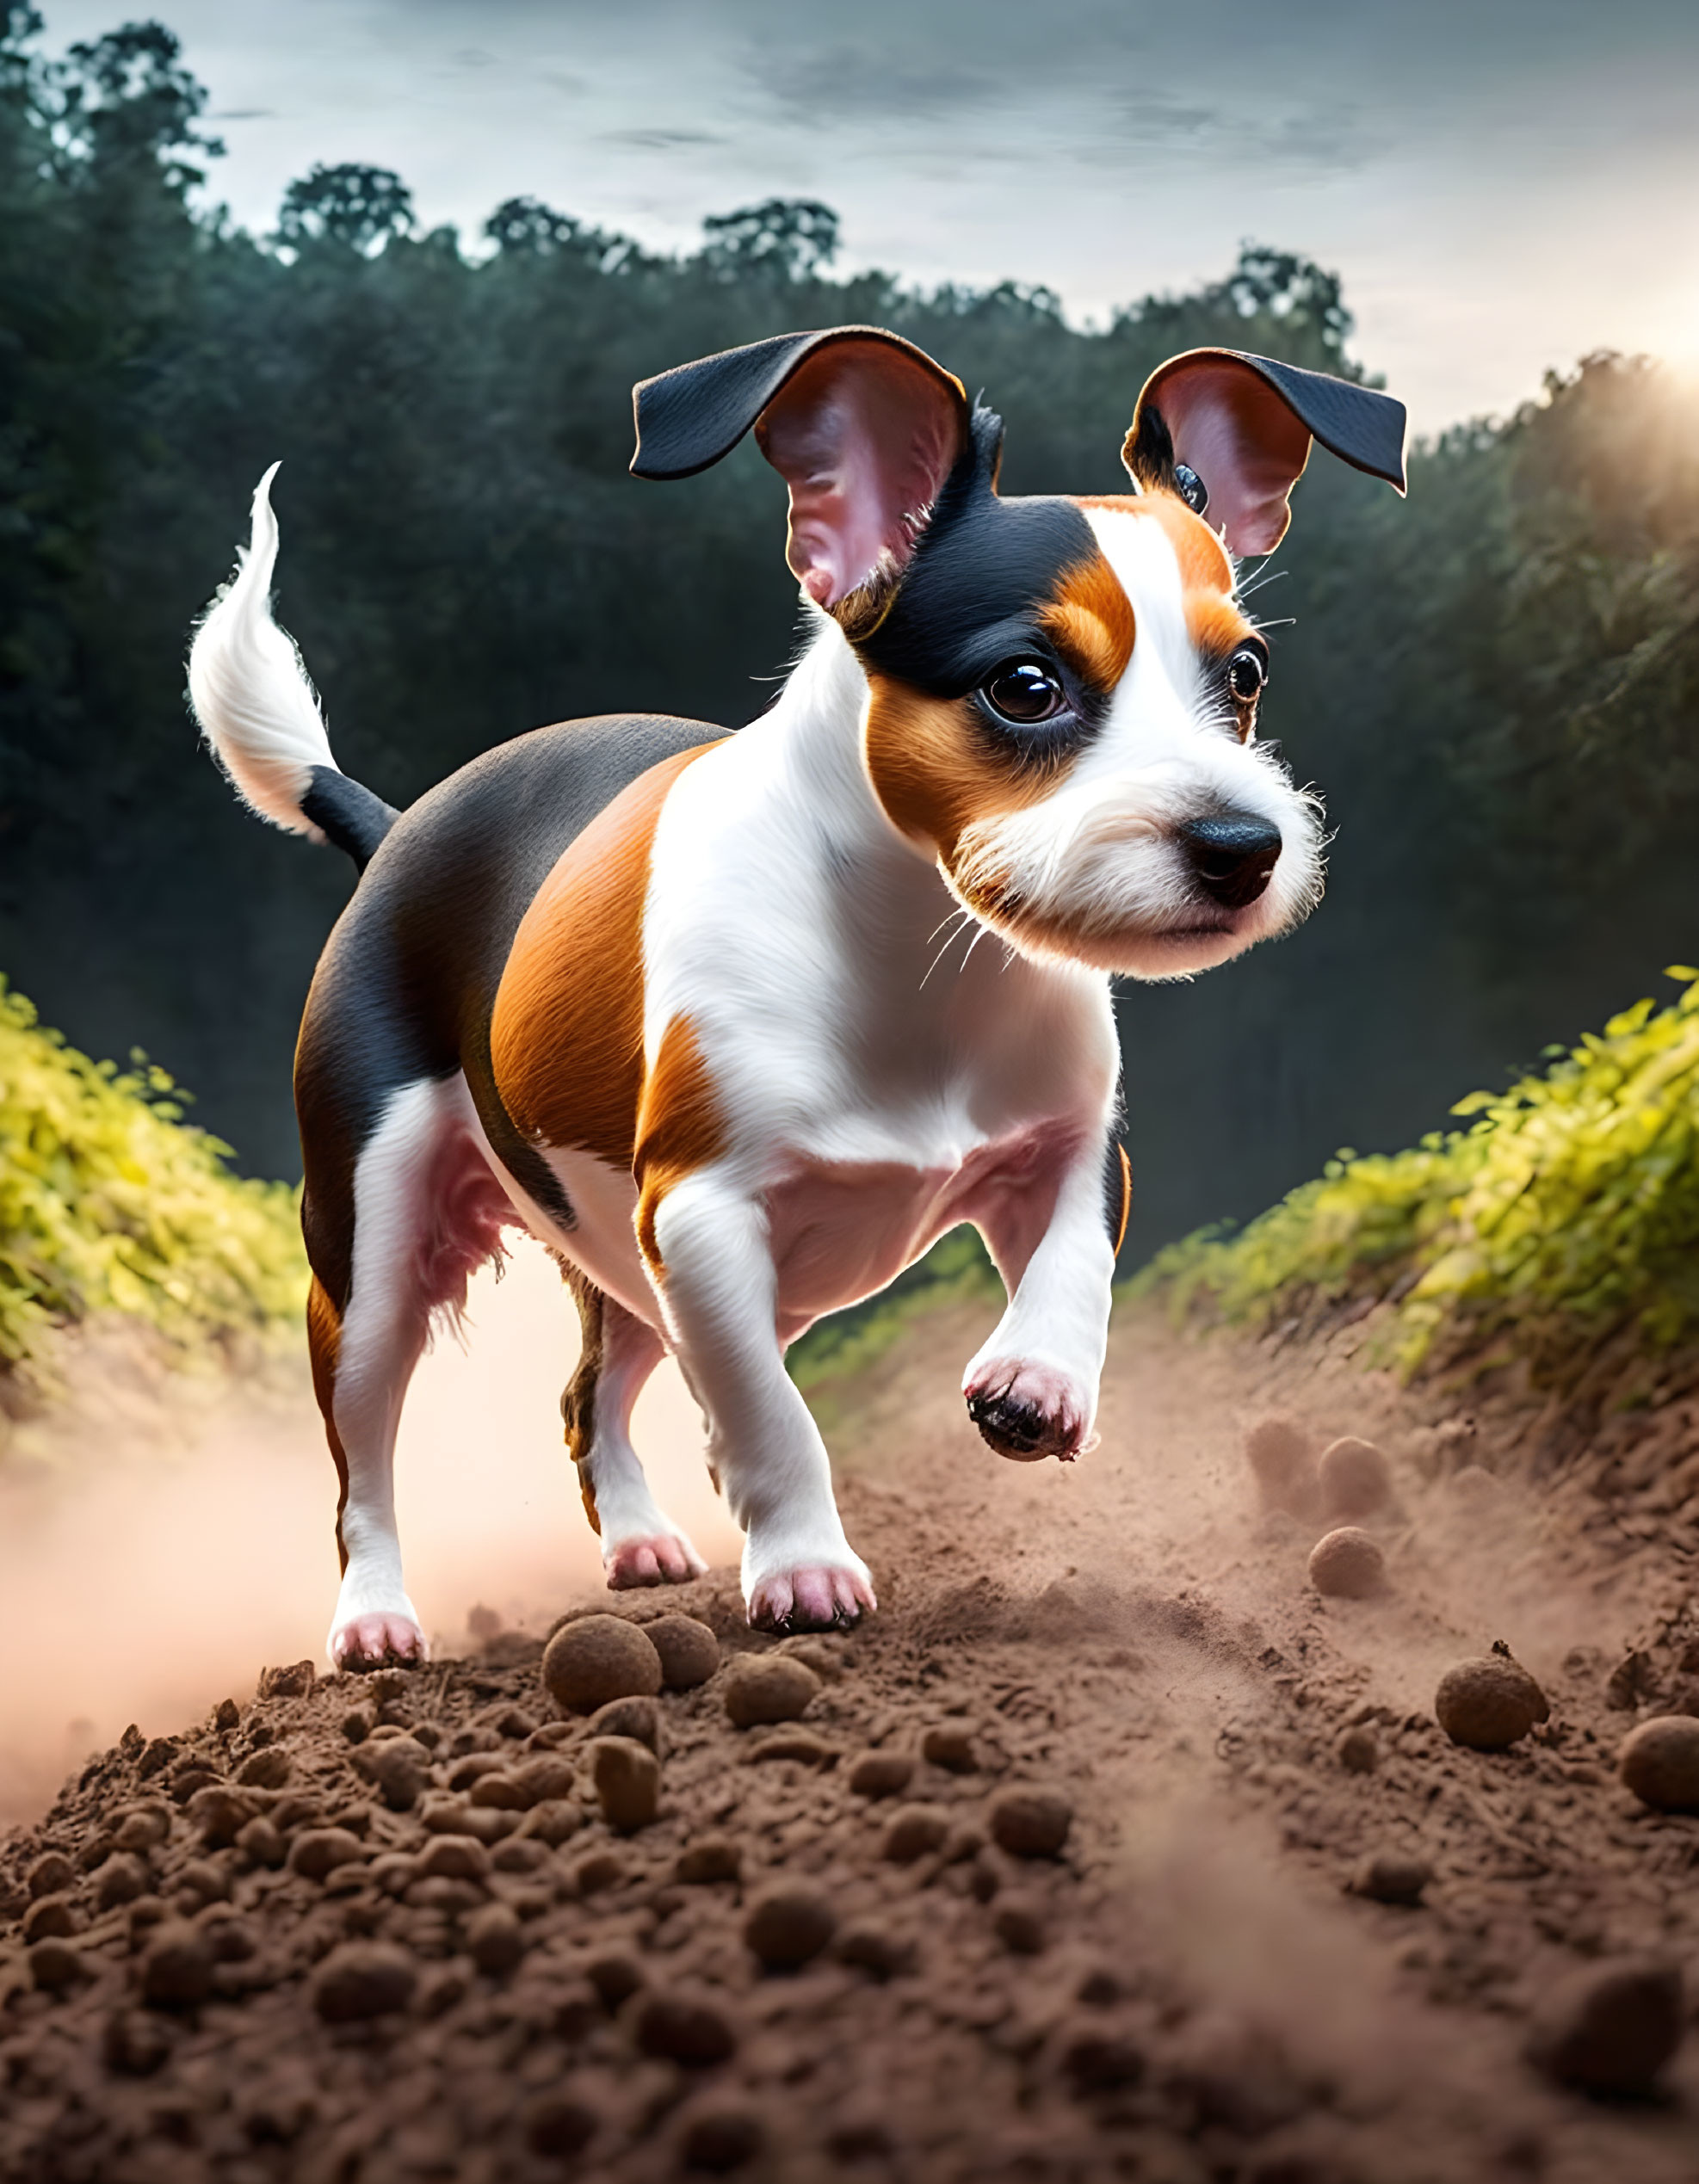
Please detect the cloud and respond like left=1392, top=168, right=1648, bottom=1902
left=601, top=127, right=727, bottom=150
left=744, top=43, right=1003, bottom=124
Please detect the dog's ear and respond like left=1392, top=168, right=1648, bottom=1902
left=632, top=327, right=968, bottom=608
left=1123, top=350, right=1406, bottom=557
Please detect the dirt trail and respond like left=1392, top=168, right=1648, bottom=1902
left=3, top=1289, right=1699, bottom=2182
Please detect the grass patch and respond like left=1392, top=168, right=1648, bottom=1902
left=0, top=979, right=306, bottom=1385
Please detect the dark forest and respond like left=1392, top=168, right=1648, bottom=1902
left=4, top=8, right=1698, bottom=1259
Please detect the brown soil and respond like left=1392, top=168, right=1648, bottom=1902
left=5, top=1296, right=1699, bottom=2182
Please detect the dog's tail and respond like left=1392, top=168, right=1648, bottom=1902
left=187, top=466, right=398, bottom=872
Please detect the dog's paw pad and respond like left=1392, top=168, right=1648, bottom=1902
left=605, top=1533, right=706, bottom=1589
left=331, top=1612, right=429, bottom=1672
left=747, top=1564, right=876, bottom=1632
left=964, top=1361, right=1089, bottom=1462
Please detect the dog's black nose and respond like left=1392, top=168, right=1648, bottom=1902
left=1178, top=814, right=1282, bottom=910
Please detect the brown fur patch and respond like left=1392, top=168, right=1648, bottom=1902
left=1077, top=493, right=1259, bottom=713
left=491, top=744, right=713, bottom=1168
left=1039, top=555, right=1135, bottom=691
left=862, top=676, right=1063, bottom=862
left=559, top=1262, right=604, bottom=1533
left=306, top=1276, right=354, bottom=1575
left=633, top=1015, right=727, bottom=1278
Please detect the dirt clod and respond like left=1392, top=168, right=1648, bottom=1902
left=140, top=1921, right=214, bottom=2008
left=1307, top=1527, right=1387, bottom=1600
left=587, top=1694, right=659, bottom=1750
left=1528, top=1959, right=1684, bottom=2096
left=721, top=1654, right=820, bottom=1728
left=524, top=2088, right=598, bottom=2157
left=541, top=1613, right=663, bottom=1714
left=1060, top=2021, right=1146, bottom=2093
left=28, top=1937, right=84, bottom=1991
left=992, top=1895, right=1047, bottom=1953
left=677, top=1834, right=742, bottom=1885
left=837, top=1919, right=916, bottom=1978
left=880, top=1803, right=952, bottom=1862
left=310, top=1940, right=417, bottom=2022
left=466, top=1900, right=525, bottom=1975
left=1245, top=1416, right=1320, bottom=1518
left=990, top=1787, right=1072, bottom=1859
left=681, top=2101, right=766, bottom=2173
left=590, top=1734, right=661, bottom=1831
left=1319, top=1435, right=1393, bottom=1521
left=848, top=1749, right=914, bottom=1798
left=646, top=1613, right=721, bottom=1690
left=922, top=1722, right=979, bottom=1772
left=27, top=1850, right=74, bottom=1897
left=96, top=1851, right=148, bottom=1909
left=1435, top=1653, right=1550, bottom=1751
left=634, top=1988, right=738, bottom=2065
left=744, top=1883, right=836, bottom=1969
left=287, top=1826, right=364, bottom=1881
left=1618, top=1715, right=1699, bottom=1811
left=1352, top=1851, right=1432, bottom=1906
left=1336, top=1727, right=1380, bottom=1774
left=360, top=1733, right=430, bottom=1810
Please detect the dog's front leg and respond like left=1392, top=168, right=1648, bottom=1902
left=648, top=1170, right=874, bottom=1631
left=963, top=1134, right=1121, bottom=1462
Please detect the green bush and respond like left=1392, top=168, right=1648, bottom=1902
left=0, top=979, right=306, bottom=1376
left=1131, top=969, right=1699, bottom=1378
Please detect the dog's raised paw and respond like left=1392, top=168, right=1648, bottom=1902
left=331, top=1612, right=429, bottom=1673
left=964, top=1361, right=1090, bottom=1463
left=748, top=1565, right=876, bottom=1633
left=604, top=1533, right=707, bottom=1589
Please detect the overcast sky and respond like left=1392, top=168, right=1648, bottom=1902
left=39, top=0, right=1699, bottom=433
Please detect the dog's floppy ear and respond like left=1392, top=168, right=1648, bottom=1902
left=632, top=327, right=968, bottom=609
left=1123, top=350, right=1406, bottom=557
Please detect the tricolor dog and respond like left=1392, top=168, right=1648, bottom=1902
left=188, top=326, right=1406, bottom=1668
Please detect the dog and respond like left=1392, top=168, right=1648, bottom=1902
left=188, top=325, right=1405, bottom=1666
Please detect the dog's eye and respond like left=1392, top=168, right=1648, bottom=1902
left=1226, top=648, right=1266, bottom=703
left=1174, top=463, right=1208, bottom=516
left=980, top=660, right=1066, bottom=725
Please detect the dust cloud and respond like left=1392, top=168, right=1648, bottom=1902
left=0, top=1239, right=741, bottom=1824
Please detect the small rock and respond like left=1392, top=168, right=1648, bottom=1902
left=922, top=1724, right=979, bottom=1774
left=524, top=2088, right=598, bottom=2157
left=848, top=1750, right=914, bottom=1799
left=880, top=1804, right=952, bottom=1863
left=722, top=1655, right=820, bottom=1729
left=235, top=1817, right=286, bottom=1869
left=96, top=1854, right=149, bottom=1911
left=992, top=1897, right=1046, bottom=1954
left=518, top=1799, right=583, bottom=1848
left=681, top=2101, right=766, bottom=2173
left=1307, top=1527, right=1387, bottom=1601
left=176, top=1858, right=229, bottom=1905
left=591, top=1736, right=661, bottom=1831
left=258, top=1660, right=315, bottom=1700
left=1245, top=1416, right=1319, bottom=1517
left=1619, top=1716, right=1699, bottom=1812
left=744, top=1885, right=836, bottom=1970
left=634, top=1987, right=738, bottom=2064
left=27, top=1851, right=75, bottom=1898
left=22, top=1894, right=77, bottom=1942
left=1318, top=1436, right=1393, bottom=1521
left=541, top=1615, right=663, bottom=1714
left=102, top=2008, right=171, bottom=2076
left=417, top=1834, right=491, bottom=1883
left=361, top=1736, right=431, bottom=1811
left=213, top=1696, right=241, bottom=1732
left=141, top=1921, right=214, bottom=2008
left=748, top=1730, right=837, bottom=1767
left=468, top=1771, right=529, bottom=1811
left=312, top=1940, right=417, bottom=2022
left=647, top=1613, right=721, bottom=1690
left=287, top=1828, right=366, bottom=1882
left=677, top=1835, right=742, bottom=1885
left=341, top=1706, right=373, bottom=1745
left=585, top=1947, right=646, bottom=2008
left=575, top=1848, right=627, bottom=1896
left=1352, top=1851, right=1431, bottom=1906
left=113, top=1805, right=170, bottom=1854
left=28, top=1938, right=83, bottom=1992
left=837, top=1920, right=916, bottom=1978
left=1435, top=1651, right=1549, bottom=1751
left=188, top=1786, right=256, bottom=1848
left=466, top=1902, right=524, bottom=1976
left=236, top=1746, right=292, bottom=1790
left=1528, top=1959, right=1684, bottom=2096
left=989, top=1787, right=1072, bottom=1860
left=1336, top=1727, right=1380, bottom=1775
left=587, top=1694, right=659, bottom=1751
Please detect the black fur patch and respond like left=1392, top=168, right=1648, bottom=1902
left=300, top=767, right=398, bottom=872
left=297, top=713, right=728, bottom=1308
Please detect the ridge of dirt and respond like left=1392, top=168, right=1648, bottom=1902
left=4, top=1298, right=1699, bottom=2181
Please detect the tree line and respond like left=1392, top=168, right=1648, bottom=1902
left=3, top=6, right=1696, bottom=1258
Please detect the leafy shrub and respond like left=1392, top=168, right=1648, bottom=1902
left=0, top=979, right=306, bottom=1377
left=1131, top=969, right=1699, bottom=1379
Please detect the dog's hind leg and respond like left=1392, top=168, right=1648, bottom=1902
left=559, top=1264, right=707, bottom=1589
left=305, top=1076, right=514, bottom=1670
